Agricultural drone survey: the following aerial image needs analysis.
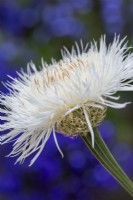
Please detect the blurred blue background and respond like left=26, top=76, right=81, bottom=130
left=0, top=0, right=133, bottom=199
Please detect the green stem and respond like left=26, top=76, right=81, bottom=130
left=81, top=128, right=133, bottom=197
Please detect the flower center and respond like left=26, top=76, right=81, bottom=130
left=56, top=105, right=107, bottom=137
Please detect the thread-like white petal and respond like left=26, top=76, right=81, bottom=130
left=83, top=106, right=94, bottom=148
left=63, top=105, right=81, bottom=117
left=53, top=126, right=64, bottom=158
left=29, top=128, right=52, bottom=166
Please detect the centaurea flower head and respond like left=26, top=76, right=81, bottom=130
left=0, top=36, right=133, bottom=166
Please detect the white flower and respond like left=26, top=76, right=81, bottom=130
left=0, top=35, right=133, bottom=166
